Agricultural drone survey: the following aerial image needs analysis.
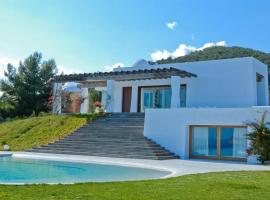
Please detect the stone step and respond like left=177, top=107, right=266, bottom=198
left=26, top=149, right=177, bottom=160
left=66, top=131, right=144, bottom=135
left=81, top=126, right=144, bottom=130
left=52, top=142, right=161, bottom=149
left=95, top=118, right=144, bottom=120
left=88, top=118, right=144, bottom=121
left=104, top=117, right=145, bottom=120
left=38, top=144, right=167, bottom=151
left=30, top=147, right=171, bottom=155
left=85, top=127, right=144, bottom=130
left=54, top=138, right=160, bottom=145
left=64, top=134, right=146, bottom=139
left=29, top=113, right=179, bottom=160
left=59, top=134, right=149, bottom=138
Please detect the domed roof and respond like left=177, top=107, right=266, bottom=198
left=131, top=59, right=150, bottom=68
left=63, top=82, right=80, bottom=92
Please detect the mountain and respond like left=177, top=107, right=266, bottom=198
left=151, top=46, right=270, bottom=68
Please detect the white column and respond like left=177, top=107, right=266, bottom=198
left=170, top=76, right=181, bottom=108
left=106, top=80, right=114, bottom=112
left=80, top=88, right=89, bottom=114
left=53, top=82, right=62, bottom=114
left=130, top=85, right=138, bottom=113
left=101, top=90, right=107, bottom=108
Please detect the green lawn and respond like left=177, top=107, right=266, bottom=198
left=0, top=171, right=269, bottom=200
left=1, top=116, right=269, bottom=199
left=0, top=114, right=98, bottom=151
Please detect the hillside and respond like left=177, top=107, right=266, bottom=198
left=153, top=46, right=270, bottom=68
left=0, top=114, right=98, bottom=151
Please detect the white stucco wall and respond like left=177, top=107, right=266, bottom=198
left=80, top=88, right=89, bottom=114
left=252, top=58, right=269, bottom=106
left=111, top=57, right=269, bottom=112
left=112, top=79, right=171, bottom=112
left=144, top=107, right=270, bottom=159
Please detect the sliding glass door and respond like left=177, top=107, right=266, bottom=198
left=140, top=85, right=187, bottom=112
left=191, top=127, right=218, bottom=157
left=140, top=87, right=171, bottom=112
left=190, top=126, right=247, bottom=160
left=220, top=128, right=247, bottom=158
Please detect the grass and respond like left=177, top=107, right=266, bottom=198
left=0, top=114, right=98, bottom=151
left=0, top=171, right=269, bottom=200
left=1, top=116, right=269, bottom=199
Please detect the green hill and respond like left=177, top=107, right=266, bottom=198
left=0, top=114, right=98, bottom=151
left=152, top=46, right=270, bottom=68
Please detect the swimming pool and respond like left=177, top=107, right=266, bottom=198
left=0, top=156, right=170, bottom=184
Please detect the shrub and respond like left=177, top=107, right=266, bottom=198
left=247, top=112, right=270, bottom=164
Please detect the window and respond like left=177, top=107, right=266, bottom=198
left=220, top=128, right=247, bottom=158
left=139, top=84, right=187, bottom=112
left=190, top=126, right=247, bottom=160
left=256, top=73, right=265, bottom=106
left=192, top=127, right=217, bottom=157
left=140, top=87, right=171, bottom=112
left=180, top=84, right=187, bottom=107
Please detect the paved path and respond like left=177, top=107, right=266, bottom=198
left=6, top=152, right=269, bottom=179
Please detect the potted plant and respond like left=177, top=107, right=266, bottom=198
left=94, top=101, right=104, bottom=113
left=247, top=112, right=270, bottom=164
left=246, top=148, right=253, bottom=156
left=1, top=141, right=10, bottom=151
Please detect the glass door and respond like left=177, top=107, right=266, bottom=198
left=191, top=127, right=218, bottom=158
left=141, top=90, right=154, bottom=112
left=220, top=127, right=247, bottom=159
left=190, top=126, right=247, bottom=160
left=140, top=87, right=171, bottom=112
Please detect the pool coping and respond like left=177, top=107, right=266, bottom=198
left=1, top=151, right=270, bottom=185
left=0, top=152, right=176, bottom=184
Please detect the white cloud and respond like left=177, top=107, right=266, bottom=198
left=150, top=50, right=171, bottom=62
left=216, top=41, right=226, bottom=46
left=151, top=41, right=227, bottom=61
left=102, top=63, right=125, bottom=72
left=57, top=65, right=81, bottom=75
left=166, top=21, right=177, bottom=30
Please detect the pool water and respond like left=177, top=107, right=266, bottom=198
left=0, top=156, right=170, bottom=184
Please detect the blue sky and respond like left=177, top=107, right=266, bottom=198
left=0, top=0, right=270, bottom=75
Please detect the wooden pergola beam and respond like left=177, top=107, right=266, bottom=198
left=78, top=81, right=107, bottom=88
left=53, top=67, right=197, bottom=83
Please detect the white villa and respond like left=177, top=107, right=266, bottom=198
left=52, top=57, right=270, bottom=163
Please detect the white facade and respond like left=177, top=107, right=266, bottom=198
left=108, top=57, right=269, bottom=112
left=144, top=107, right=270, bottom=161
left=109, top=57, right=269, bottom=163
left=53, top=57, right=269, bottom=162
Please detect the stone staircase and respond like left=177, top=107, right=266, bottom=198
left=27, top=113, right=179, bottom=160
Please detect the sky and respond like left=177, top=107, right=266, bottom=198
left=0, top=0, right=270, bottom=77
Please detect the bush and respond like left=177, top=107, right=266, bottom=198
left=247, top=112, right=270, bottom=164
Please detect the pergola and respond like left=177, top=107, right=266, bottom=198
left=52, top=67, right=197, bottom=114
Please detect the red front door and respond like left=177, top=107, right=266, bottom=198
left=122, top=87, right=132, bottom=112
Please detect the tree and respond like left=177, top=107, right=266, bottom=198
left=0, top=52, right=57, bottom=117
left=247, top=112, right=270, bottom=164
left=0, top=98, right=15, bottom=122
